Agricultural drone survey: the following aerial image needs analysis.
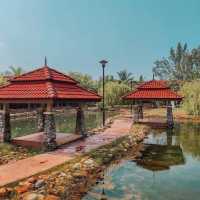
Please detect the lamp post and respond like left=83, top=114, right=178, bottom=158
left=99, top=60, right=108, bottom=127
left=130, top=80, right=133, bottom=114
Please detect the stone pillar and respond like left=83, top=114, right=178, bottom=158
left=43, top=111, right=57, bottom=151
left=133, top=105, right=139, bottom=123
left=37, top=108, right=45, bottom=132
left=0, top=104, right=11, bottom=142
left=167, top=101, right=174, bottom=128
left=75, top=106, right=87, bottom=136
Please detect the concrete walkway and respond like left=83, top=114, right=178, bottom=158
left=0, top=116, right=132, bottom=186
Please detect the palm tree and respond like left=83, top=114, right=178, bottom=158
left=9, top=66, right=23, bottom=76
left=139, top=75, right=144, bottom=82
left=117, top=70, right=134, bottom=83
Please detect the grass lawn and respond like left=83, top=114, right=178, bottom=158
left=144, top=107, right=200, bottom=122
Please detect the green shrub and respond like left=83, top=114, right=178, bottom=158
left=99, top=81, right=131, bottom=107
left=181, top=80, right=200, bottom=116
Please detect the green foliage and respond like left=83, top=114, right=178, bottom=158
left=153, top=42, right=200, bottom=81
left=139, top=75, right=144, bottom=82
left=68, top=70, right=135, bottom=107
left=181, top=80, right=200, bottom=116
left=105, top=75, right=115, bottom=82
left=0, top=143, right=41, bottom=160
left=98, top=75, right=116, bottom=89
left=99, top=81, right=131, bottom=107
left=117, top=69, right=134, bottom=83
left=68, top=72, right=98, bottom=91
left=0, top=75, right=8, bottom=86
left=167, top=80, right=185, bottom=92
left=99, top=75, right=115, bottom=83
left=8, top=66, right=23, bottom=76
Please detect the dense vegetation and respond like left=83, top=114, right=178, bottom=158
left=181, top=81, right=200, bottom=116
left=153, top=42, right=200, bottom=116
left=99, top=81, right=131, bottom=107
left=68, top=69, right=138, bottom=108
left=68, top=72, right=98, bottom=91
left=153, top=42, right=200, bottom=81
left=0, top=66, right=24, bottom=86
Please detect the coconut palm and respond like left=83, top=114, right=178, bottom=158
left=9, top=66, right=23, bottom=76
left=117, top=70, right=134, bottom=83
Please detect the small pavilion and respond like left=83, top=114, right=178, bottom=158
left=123, top=80, right=182, bottom=128
left=0, top=61, right=101, bottom=150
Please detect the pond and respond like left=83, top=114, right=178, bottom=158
left=83, top=122, right=200, bottom=200
left=11, top=110, right=117, bottom=138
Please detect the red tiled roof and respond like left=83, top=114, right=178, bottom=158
left=123, top=80, right=182, bottom=101
left=0, top=66, right=101, bottom=102
left=137, top=80, right=168, bottom=89
left=123, top=89, right=182, bottom=100
left=11, top=66, right=77, bottom=83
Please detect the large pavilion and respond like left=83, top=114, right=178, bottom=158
left=0, top=62, right=101, bottom=150
left=123, top=80, right=183, bottom=128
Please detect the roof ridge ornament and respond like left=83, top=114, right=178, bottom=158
left=44, top=56, right=47, bottom=66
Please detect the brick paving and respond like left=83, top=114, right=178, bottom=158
left=0, top=116, right=132, bottom=186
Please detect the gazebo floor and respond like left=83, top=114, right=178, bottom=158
left=11, top=132, right=83, bottom=149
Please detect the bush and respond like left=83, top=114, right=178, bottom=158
left=99, top=81, right=131, bottom=107
left=0, top=75, right=8, bottom=86
left=181, top=80, right=200, bottom=116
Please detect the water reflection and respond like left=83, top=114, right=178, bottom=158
left=136, top=144, right=185, bottom=171
left=175, top=123, right=200, bottom=160
left=11, top=111, right=116, bottom=138
left=83, top=122, right=200, bottom=200
left=144, top=123, right=200, bottom=161
left=136, top=128, right=185, bottom=171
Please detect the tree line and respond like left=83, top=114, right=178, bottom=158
left=153, top=42, right=200, bottom=116
left=69, top=70, right=144, bottom=108
left=153, top=42, right=200, bottom=81
left=2, top=42, right=200, bottom=115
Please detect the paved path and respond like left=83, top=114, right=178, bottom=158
left=0, top=116, right=132, bottom=186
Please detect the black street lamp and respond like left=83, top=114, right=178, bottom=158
left=130, top=80, right=134, bottom=114
left=99, top=59, right=108, bottom=127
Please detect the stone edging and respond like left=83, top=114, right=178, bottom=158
left=0, top=124, right=150, bottom=200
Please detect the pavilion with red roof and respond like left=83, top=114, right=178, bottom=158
left=0, top=60, right=101, bottom=150
left=123, top=79, right=182, bottom=128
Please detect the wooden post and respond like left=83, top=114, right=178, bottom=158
left=133, top=105, right=139, bottom=123
left=0, top=104, right=11, bottom=142
left=43, top=102, right=57, bottom=151
left=75, top=105, right=87, bottom=136
left=167, top=101, right=174, bottom=128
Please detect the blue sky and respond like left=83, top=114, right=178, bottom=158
left=0, top=0, right=200, bottom=80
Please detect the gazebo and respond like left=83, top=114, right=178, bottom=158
left=0, top=61, right=101, bottom=150
left=123, top=80, right=182, bottom=128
